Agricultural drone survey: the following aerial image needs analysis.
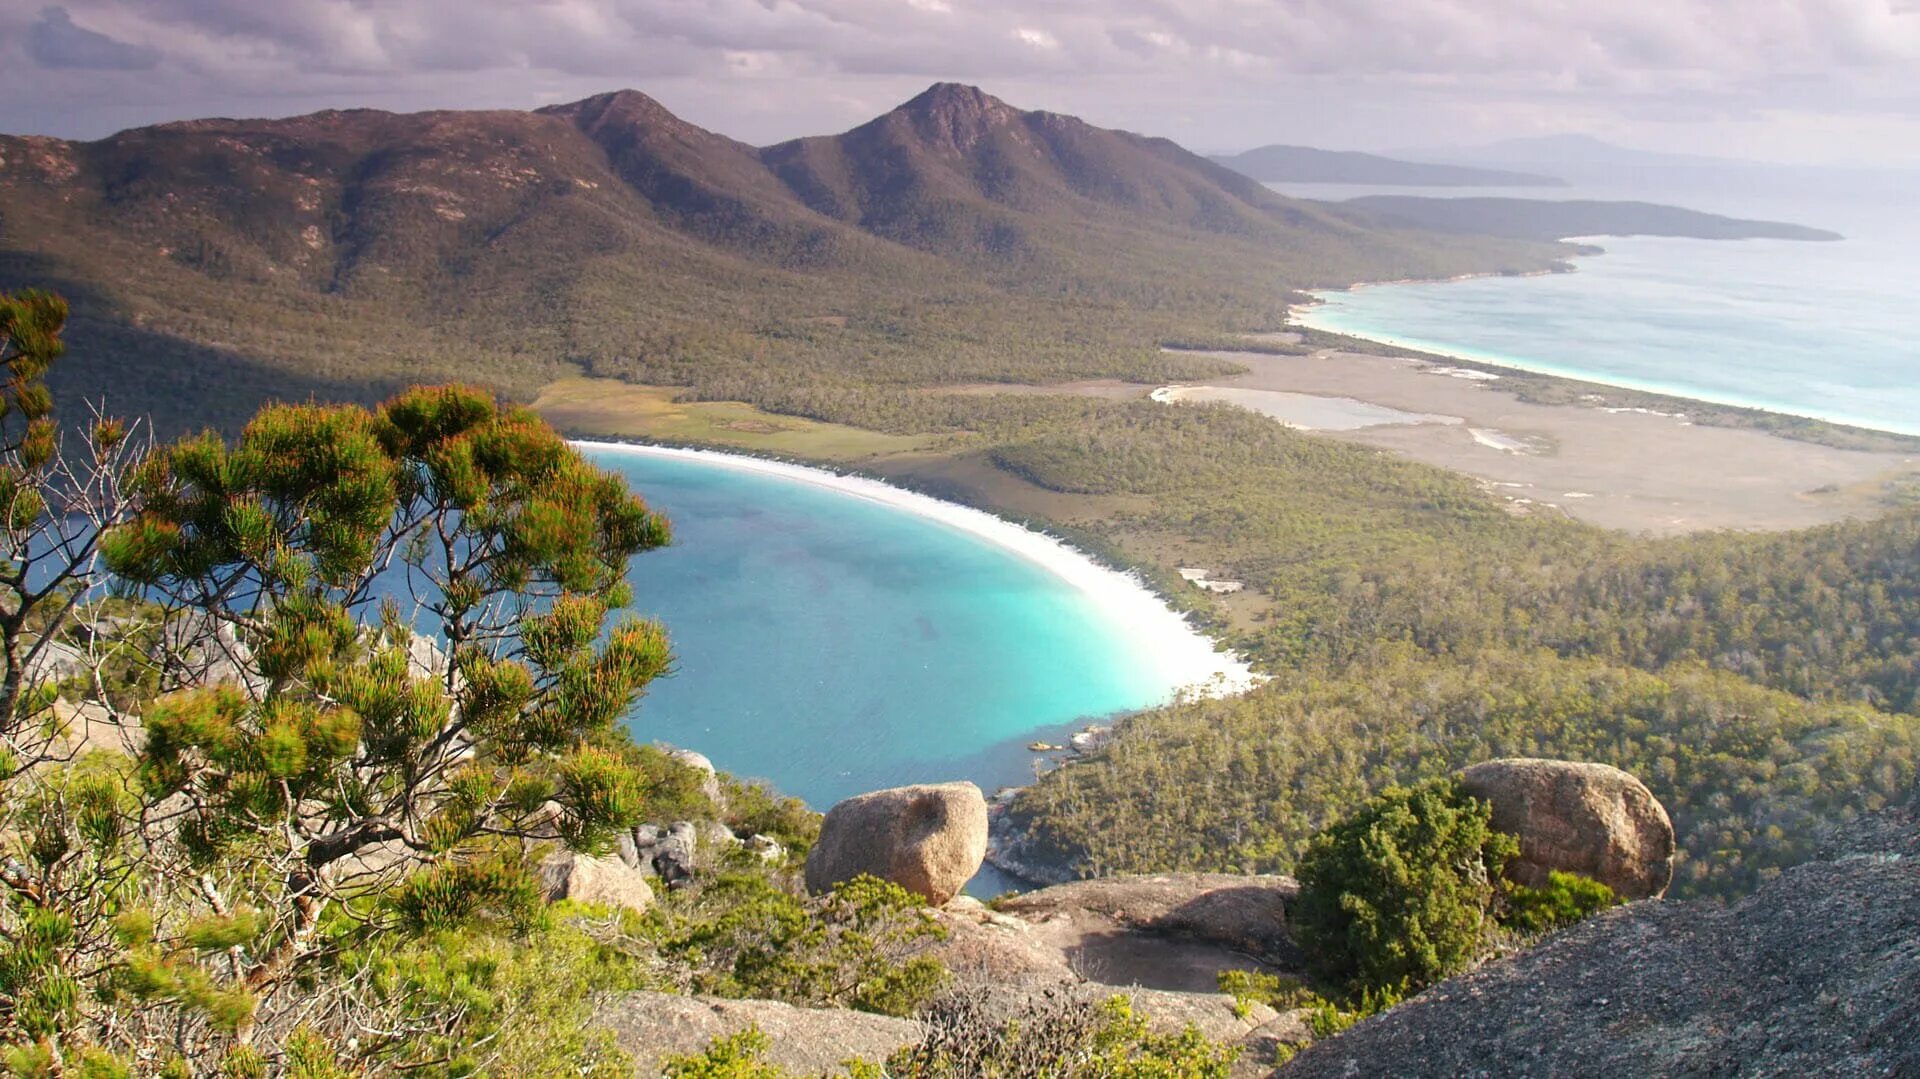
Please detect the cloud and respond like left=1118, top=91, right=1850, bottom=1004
left=1013, top=27, right=1059, bottom=50
left=5, top=1, right=1919, bottom=164
left=26, top=5, right=159, bottom=70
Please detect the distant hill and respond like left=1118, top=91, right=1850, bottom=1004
left=1398, top=133, right=1737, bottom=173
left=0, top=84, right=1558, bottom=434
left=1211, top=145, right=1562, bottom=187
left=1345, top=196, right=1843, bottom=241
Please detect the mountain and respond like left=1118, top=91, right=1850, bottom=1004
left=758, top=84, right=1365, bottom=266
left=0, top=84, right=1559, bottom=434
left=1345, top=196, right=1843, bottom=241
left=1210, top=145, right=1562, bottom=187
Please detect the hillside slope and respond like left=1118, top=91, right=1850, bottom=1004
left=0, top=85, right=1559, bottom=434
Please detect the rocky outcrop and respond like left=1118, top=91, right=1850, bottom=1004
left=994, top=872, right=1301, bottom=966
left=1458, top=757, right=1676, bottom=899
left=805, top=782, right=987, bottom=904
left=595, top=991, right=920, bottom=1074
left=929, top=874, right=1309, bottom=1074
left=537, top=851, right=655, bottom=914
left=589, top=872, right=1313, bottom=1075
left=1277, top=804, right=1920, bottom=1078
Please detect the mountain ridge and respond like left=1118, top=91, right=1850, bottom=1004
left=0, top=83, right=1559, bottom=434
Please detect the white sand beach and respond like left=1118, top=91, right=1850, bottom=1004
left=574, top=441, right=1260, bottom=700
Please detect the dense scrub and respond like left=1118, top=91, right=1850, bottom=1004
left=1012, top=648, right=1919, bottom=900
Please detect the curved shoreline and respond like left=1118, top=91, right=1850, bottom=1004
left=1292, top=256, right=1918, bottom=439
left=573, top=440, right=1260, bottom=702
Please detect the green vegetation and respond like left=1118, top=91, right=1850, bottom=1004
left=1292, top=780, right=1518, bottom=994
left=641, top=874, right=948, bottom=1017
left=974, top=369, right=1920, bottom=902
left=1216, top=970, right=1316, bottom=1018
left=0, top=296, right=969, bottom=1072
left=1502, top=871, right=1621, bottom=937
left=1010, top=648, right=1917, bottom=898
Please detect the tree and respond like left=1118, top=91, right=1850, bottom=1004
left=3, top=366, right=681, bottom=1069
left=0, top=289, right=144, bottom=780
left=1291, top=778, right=1518, bottom=995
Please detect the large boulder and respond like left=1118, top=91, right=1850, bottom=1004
left=1457, top=758, right=1675, bottom=900
left=805, top=782, right=988, bottom=904
left=537, top=851, right=654, bottom=914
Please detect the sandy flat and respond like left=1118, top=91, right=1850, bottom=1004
left=1160, top=349, right=1918, bottom=534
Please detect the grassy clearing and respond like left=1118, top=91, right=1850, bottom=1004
left=531, top=378, right=937, bottom=461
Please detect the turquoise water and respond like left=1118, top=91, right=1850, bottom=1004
left=582, top=446, right=1197, bottom=829
left=1277, top=178, right=1920, bottom=435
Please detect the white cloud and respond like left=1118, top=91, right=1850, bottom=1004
left=1013, top=26, right=1058, bottom=50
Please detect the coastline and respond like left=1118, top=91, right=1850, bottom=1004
left=573, top=439, right=1260, bottom=702
left=1290, top=250, right=1920, bottom=440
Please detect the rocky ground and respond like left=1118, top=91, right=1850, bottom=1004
left=598, top=872, right=1314, bottom=1075
left=1278, top=804, right=1920, bottom=1078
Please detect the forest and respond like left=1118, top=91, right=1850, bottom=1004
left=994, top=398, right=1920, bottom=900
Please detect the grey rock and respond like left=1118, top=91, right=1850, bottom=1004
left=653, top=821, right=700, bottom=888
left=616, top=831, right=642, bottom=871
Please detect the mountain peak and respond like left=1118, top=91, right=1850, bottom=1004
left=883, top=83, right=1021, bottom=151
left=538, top=89, right=682, bottom=132
left=901, top=83, right=1009, bottom=115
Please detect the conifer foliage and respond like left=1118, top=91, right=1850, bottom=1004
left=1, top=292, right=682, bottom=1073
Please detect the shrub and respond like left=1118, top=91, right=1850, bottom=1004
left=1501, top=871, right=1620, bottom=936
left=1292, top=778, right=1518, bottom=995
left=1216, top=969, right=1315, bottom=1018
left=642, top=874, right=948, bottom=1016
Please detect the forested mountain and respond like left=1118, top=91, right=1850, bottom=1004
left=1211, top=144, right=1562, bottom=186
left=0, top=85, right=1558, bottom=435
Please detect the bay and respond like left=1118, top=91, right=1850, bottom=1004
left=582, top=445, right=1248, bottom=890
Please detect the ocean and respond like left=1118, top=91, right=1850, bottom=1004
left=584, top=445, right=1243, bottom=891
left=1274, top=172, right=1920, bottom=435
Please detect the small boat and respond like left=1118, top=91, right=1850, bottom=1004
left=1027, top=741, right=1064, bottom=752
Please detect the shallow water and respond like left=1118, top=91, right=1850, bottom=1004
left=1275, top=177, right=1920, bottom=435
left=584, top=446, right=1243, bottom=891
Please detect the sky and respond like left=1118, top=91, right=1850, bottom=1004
left=5, top=0, right=1920, bottom=166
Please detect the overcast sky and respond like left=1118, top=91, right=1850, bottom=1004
left=6, top=1, right=1920, bottom=165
